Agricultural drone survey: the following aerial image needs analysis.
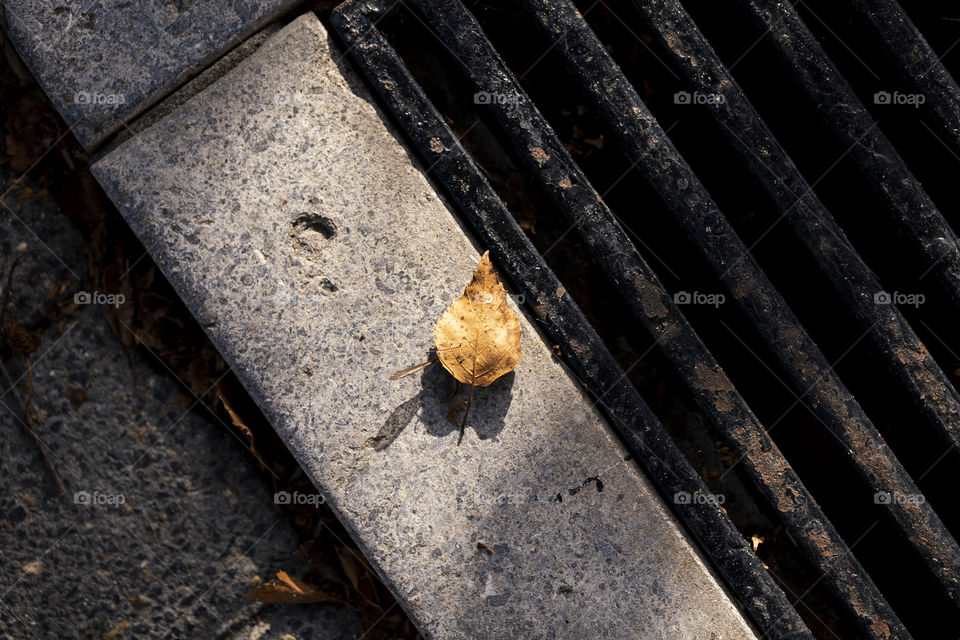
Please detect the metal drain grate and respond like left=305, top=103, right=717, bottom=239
left=331, top=1, right=960, bottom=637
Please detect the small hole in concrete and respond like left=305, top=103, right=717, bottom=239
left=292, top=213, right=337, bottom=239
left=290, top=213, right=337, bottom=261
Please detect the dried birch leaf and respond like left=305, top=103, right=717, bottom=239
left=433, top=251, right=522, bottom=386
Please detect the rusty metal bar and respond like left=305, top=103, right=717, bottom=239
left=738, top=0, right=960, bottom=331
left=602, top=0, right=960, bottom=611
left=848, top=0, right=960, bottom=159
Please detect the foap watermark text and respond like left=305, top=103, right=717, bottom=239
left=873, top=91, right=925, bottom=107
left=75, top=291, right=125, bottom=308
left=274, top=490, right=325, bottom=506
left=674, top=291, right=725, bottom=308
left=74, top=490, right=125, bottom=507
left=874, top=291, right=924, bottom=308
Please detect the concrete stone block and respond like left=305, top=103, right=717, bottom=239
left=3, top=0, right=303, bottom=149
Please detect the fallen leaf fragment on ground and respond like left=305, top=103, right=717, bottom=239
left=245, top=570, right=333, bottom=604
left=433, top=251, right=522, bottom=443
left=433, top=251, right=522, bottom=387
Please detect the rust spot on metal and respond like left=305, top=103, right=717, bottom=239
left=691, top=362, right=734, bottom=392
left=691, top=362, right=734, bottom=412
left=429, top=138, right=443, bottom=153
left=896, top=342, right=930, bottom=367
left=807, top=526, right=836, bottom=560
left=558, top=178, right=572, bottom=188
left=777, top=326, right=804, bottom=348
left=869, top=619, right=891, bottom=639
left=531, top=146, right=549, bottom=165
left=732, top=277, right=759, bottom=299
left=637, top=279, right=669, bottom=318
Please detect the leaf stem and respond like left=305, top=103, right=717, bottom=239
left=457, top=382, right=476, bottom=446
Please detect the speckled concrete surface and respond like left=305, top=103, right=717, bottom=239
left=2, top=0, right=303, bottom=150
left=92, top=13, right=759, bottom=639
left=0, top=188, right=361, bottom=638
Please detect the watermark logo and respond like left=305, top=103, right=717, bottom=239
left=74, top=491, right=125, bottom=507
left=674, top=490, right=725, bottom=506
left=273, top=91, right=318, bottom=106
left=471, top=492, right=527, bottom=506
left=874, top=291, right=924, bottom=308
left=674, top=91, right=725, bottom=105
left=874, top=91, right=925, bottom=107
left=74, top=91, right=125, bottom=106
left=272, top=288, right=330, bottom=307
left=674, top=291, right=725, bottom=308
left=414, top=491, right=531, bottom=507
left=874, top=491, right=925, bottom=505
left=474, top=91, right=523, bottom=106
left=274, top=490, right=325, bottom=506
left=74, top=291, right=125, bottom=308
left=470, top=291, right=526, bottom=306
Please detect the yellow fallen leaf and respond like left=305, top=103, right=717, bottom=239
left=433, top=251, right=522, bottom=442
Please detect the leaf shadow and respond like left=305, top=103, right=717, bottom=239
left=367, top=354, right=515, bottom=450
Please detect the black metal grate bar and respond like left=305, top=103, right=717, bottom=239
left=336, top=0, right=912, bottom=637
left=848, top=0, right=960, bottom=159
left=739, top=0, right=960, bottom=318
left=332, top=2, right=814, bottom=638
left=602, top=0, right=960, bottom=610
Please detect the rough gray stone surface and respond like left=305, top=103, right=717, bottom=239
left=92, top=12, right=759, bottom=640
left=0, top=181, right=359, bottom=638
left=230, top=604, right=363, bottom=640
left=94, top=23, right=285, bottom=161
left=3, top=0, right=303, bottom=150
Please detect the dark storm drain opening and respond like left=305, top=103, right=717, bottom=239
left=674, top=0, right=960, bottom=520
left=550, top=1, right=960, bottom=633
left=330, top=1, right=960, bottom=638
